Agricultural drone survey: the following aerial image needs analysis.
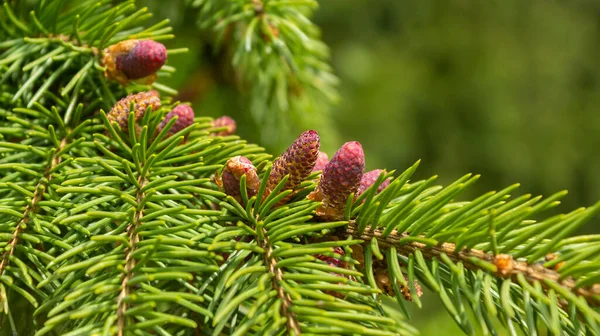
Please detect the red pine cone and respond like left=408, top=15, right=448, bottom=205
left=217, top=156, right=261, bottom=204
left=107, top=91, right=161, bottom=132
left=211, top=116, right=237, bottom=136
left=103, top=39, right=167, bottom=85
left=308, top=141, right=364, bottom=220
left=312, top=151, right=329, bottom=172
left=158, top=104, right=195, bottom=137
left=357, top=169, right=391, bottom=196
left=267, top=130, right=320, bottom=195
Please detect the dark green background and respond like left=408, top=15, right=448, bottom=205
left=140, top=1, right=600, bottom=334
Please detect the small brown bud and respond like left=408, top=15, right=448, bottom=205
left=103, top=39, right=167, bottom=85
left=215, top=156, right=260, bottom=204
left=267, top=130, right=320, bottom=198
left=357, top=169, right=391, bottom=197
left=312, top=151, right=329, bottom=172
left=494, top=254, right=514, bottom=276
left=108, top=91, right=161, bottom=132
left=211, top=116, right=237, bottom=136
left=308, top=141, right=364, bottom=220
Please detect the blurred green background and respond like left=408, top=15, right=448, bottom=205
left=139, top=1, right=599, bottom=334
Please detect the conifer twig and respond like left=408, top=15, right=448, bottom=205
left=344, top=222, right=600, bottom=306
left=262, top=229, right=300, bottom=335
left=0, top=137, right=67, bottom=300
left=116, top=175, right=147, bottom=335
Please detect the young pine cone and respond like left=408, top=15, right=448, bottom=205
left=107, top=91, right=161, bottom=133
left=308, top=141, right=364, bottom=220
left=157, top=104, right=195, bottom=138
left=103, top=39, right=167, bottom=85
left=357, top=169, right=391, bottom=197
left=267, top=130, right=320, bottom=198
left=210, top=116, right=236, bottom=136
left=312, top=151, right=329, bottom=172
left=216, top=156, right=261, bottom=204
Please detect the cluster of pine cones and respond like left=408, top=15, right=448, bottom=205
left=106, top=91, right=235, bottom=139
left=102, top=38, right=419, bottom=300
left=218, top=130, right=391, bottom=221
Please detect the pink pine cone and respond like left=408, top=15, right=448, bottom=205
left=117, top=40, right=167, bottom=80
left=158, top=105, right=195, bottom=136
left=308, top=141, right=365, bottom=220
left=312, top=151, right=329, bottom=172
left=211, top=116, right=237, bottom=136
left=357, top=169, right=391, bottom=196
left=220, top=156, right=261, bottom=203
left=268, top=130, right=320, bottom=194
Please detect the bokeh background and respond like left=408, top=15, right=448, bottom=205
left=140, top=1, right=600, bottom=334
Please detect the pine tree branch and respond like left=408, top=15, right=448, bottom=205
left=0, top=136, right=67, bottom=301
left=116, top=174, right=148, bottom=335
left=344, top=222, right=600, bottom=307
left=261, top=231, right=301, bottom=335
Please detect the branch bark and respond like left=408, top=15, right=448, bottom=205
left=116, top=175, right=147, bottom=335
left=261, top=229, right=301, bottom=335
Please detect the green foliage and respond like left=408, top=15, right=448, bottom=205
left=0, top=1, right=599, bottom=336
left=185, top=0, right=340, bottom=151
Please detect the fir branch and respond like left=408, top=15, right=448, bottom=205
left=116, top=174, right=148, bottom=335
left=0, top=124, right=69, bottom=311
left=261, top=230, right=301, bottom=335
left=344, top=222, right=600, bottom=306
left=2, top=1, right=600, bottom=335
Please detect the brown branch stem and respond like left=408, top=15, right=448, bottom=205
left=344, top=222, right=600, bottom=307
left=262, top=229, right=301, bottom=335
left=116, top=175, right=147, bottom=336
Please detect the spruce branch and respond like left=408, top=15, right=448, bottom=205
left=2, top=1, right=600, bottom=336
left=344, top=222, right=600, bottom=307
left=339, top=161, right=600, bottom=335
left=262, top=233, right=301, bottom=335
left=116, top=173, right=148, bottom=336
left=0, top=0, right=178, bottom=115
left=0, top=137, right=66, bottom=278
